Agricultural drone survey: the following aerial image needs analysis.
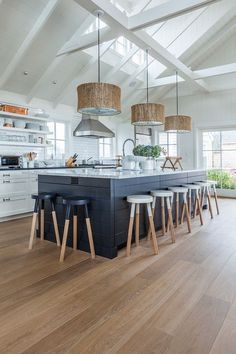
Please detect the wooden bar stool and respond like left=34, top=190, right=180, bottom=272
left=28, top=193, right=60, bottom=250
left=194, top=182, right=213, bottom=219
left=204, top=180, right=219, bottom=215
left=182, top=184, right=203, bottom=225
left=126, top=195, right=158, bottom=256
left=150, top=190, right=176, bottom=243
left=59, top=196, right=95, bottom=262
left=168, top=187, right=191, bottom=233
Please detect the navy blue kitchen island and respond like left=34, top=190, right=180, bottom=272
left=38, top=169, right=207, bottom=259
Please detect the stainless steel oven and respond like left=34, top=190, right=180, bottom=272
left=0, top=156, right=21, bottom=168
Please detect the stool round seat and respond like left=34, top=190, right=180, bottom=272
left=31, top=193, right=57, bottom=200
left=62, top=196, right=90, bottom=206
left=194, top=182, right=211, bottom=187
left=151, top=190, right=173, bottom=198
left=204, top=179, right=217, bottom=186
left=168, top=186, right=188, bottom=194
left=182, top=184, right=201, bottom=190
left=127, top=195, right=153, bottom=204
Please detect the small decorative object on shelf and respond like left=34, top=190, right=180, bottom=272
left=162, top=156, right=183, bottom=171
left=0, top=104, right=28, bottom=115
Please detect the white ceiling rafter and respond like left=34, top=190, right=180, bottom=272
left=53, top=40, right=115, bottom=108
left=137, top=63, right=236, bottom=89
left=72, top=0, right=210, bottom=93
left=0, top=0, right=61, bottom=89
left=128, top=0, right=221, bottom=31
left=57, top=27, right=119, bottom=56
left=26, top=14, right=95, bottom=103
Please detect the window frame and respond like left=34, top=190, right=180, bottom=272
left=47, top=120, right=67, bottom=159
left=99, top=138, right=113, bottom=159
left=158, top=132, right=178, bottom=156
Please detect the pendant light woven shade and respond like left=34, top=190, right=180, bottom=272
left=131, top=103, right=165, bottom=126
left=77, top=82, right=121, bottom=116
left=164, top=115, right=192, bottom=133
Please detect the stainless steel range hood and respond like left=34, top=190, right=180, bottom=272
left=73, top=114, right=115, bottom=139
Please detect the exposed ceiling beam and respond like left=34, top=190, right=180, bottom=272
left=128, top=0, right=221, bottom=31
left=74, top=0, right=210, bottom=93
left=57, top=27, right=119, bottom=56
left=137, top=63, right=236, bottom=89
left=26, top=14, right=95, bottom=103
left=0, top=0, right=61, bottom=88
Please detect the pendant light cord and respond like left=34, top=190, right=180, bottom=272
left=97, top=13, right=101, bottom=83
left=146, top=49, right=149, bottom=104
left=176, top=71, right=179, bottom=116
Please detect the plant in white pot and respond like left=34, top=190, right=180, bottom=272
left=133, top=145, right=166, bottom=170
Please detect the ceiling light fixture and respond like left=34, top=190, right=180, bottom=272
left=164, top=71, right=192, bottom=133
left=77, top=10, right=121, bottom=116
left=131, top=49, right=164, bottom=126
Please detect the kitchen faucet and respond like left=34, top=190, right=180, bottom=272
left=122, top=139, right=135, bottom=157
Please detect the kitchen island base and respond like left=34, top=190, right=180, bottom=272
left=38, top=169, right=207, bottom=259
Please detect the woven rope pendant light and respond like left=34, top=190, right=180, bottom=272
left=164, top=72, right=192, bottom=133
left=77, top=10, right=121, bottom=116
left=131, top=49, right=164, bottom=126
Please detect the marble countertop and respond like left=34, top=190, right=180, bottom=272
left=39, top=168, right=206, bottom=179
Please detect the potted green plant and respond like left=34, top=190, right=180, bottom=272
left=133, top=145, right=166, bottom=170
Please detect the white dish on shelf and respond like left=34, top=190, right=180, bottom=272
left=13, top=120, right=26, bottom=129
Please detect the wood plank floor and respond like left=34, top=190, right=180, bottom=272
left=0, top=198, right=236, bottom=354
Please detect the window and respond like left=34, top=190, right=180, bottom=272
left=111, top=36, right=133, bottom=56
left=99, top=138, right=113, bottom=158
left=159, top=132, right=177, bottom=156
left=46, top=122, right=66, bottom=159
left=202, top=130, right=236, bottom=190
left=135, top=126, right=152, bottom=145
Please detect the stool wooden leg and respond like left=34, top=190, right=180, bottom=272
left=127, top=203, right=135, bottom=256
left=147, top=203, right=158, bottom=255
left=85, top=219, right=95, bottom=259
left=175, top=193, right=179, bottom=228
left=188, top=190, right=192, bottom=218
left=196, top=195, right=203, bottom=225
left=183, top=193, right=191, bottom=233
left=201, top=186, right=206, bottom=207
left=147, top=197, right=156, bottom=241
left=29, top=199, right=39, bottom=250
left=73, top=206, right=78, bottom=251
left=84, top=204, right=95, bottom=259
left=207, top=188, right=214, bottom=219
left=135, top=204, right=140, bottom=246
left=166, top=197, right=175, bottom=243
left=213, top=185, right=219, bottom=215
left=51, top=201, right=60, bottom=247
left=59, top=205, right=71, bottom=262
left=161, top=197, right=166, bottom=236
left=40, top=200, right=44, bottom=241
left=181, top=202, right=186, bottom=224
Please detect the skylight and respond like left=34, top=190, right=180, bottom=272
left=85, top=18, right=107, bottom=34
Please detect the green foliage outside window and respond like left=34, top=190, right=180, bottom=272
left=208, top=170, right=236, bottom=189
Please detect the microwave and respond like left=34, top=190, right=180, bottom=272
left=0, top=156, right=21, bottom=168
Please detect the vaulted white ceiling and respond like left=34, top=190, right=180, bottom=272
left=0, top=0, right=236, bottom=118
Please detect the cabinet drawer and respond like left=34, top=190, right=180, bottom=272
left=0, top=180, right=28, bottom=194
left=0, top=171, right=29, bottom=179
left=0, top=194, right=29, bottom=217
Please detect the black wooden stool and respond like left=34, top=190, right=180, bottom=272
left=59, top=196, right=95, bottom=262
left=28, top=193, right=60, bottom=249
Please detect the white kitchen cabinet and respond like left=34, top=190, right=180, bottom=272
left=0, top=193, right=29, bottom=218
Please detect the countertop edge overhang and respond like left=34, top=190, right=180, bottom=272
left=38, top=168, right=207, bottom=180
